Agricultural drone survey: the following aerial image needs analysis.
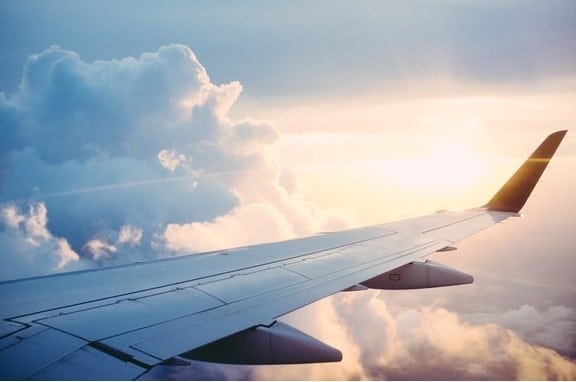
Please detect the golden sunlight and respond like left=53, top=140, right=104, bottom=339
left=269, top=90, right=576, bottom=223
left=387, top=136, right=486, bottom=194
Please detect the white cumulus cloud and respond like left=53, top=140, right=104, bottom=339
left=0, top=43, right=347, bottom=274
left=0, top=202, right=81, bottom=280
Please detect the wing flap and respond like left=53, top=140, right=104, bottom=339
left=0, top=320, right=26, bottom=338
left=0, top=328, right=86, bottom=380
left=36, top=287, right=223, bottom=341
left=30, top=345, right=147, bottom=381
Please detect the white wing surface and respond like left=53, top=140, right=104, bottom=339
left=0, top=131, right=567, bottom=380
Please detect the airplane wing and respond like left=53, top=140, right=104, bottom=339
left=0, top=130, right=567, bottom=380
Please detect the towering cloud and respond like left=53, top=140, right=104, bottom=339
left=0, top=44, right=347, bottom=279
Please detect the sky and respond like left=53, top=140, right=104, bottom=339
left=0, top=1, right=575, bottom=380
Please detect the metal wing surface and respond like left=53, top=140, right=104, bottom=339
left=0, top=131, right=567, bottom=380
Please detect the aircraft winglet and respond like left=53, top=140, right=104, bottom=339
left=485, top=130, right=567, bottom=213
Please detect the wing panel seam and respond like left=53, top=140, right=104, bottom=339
left=421, top=211, right=488, bottom=234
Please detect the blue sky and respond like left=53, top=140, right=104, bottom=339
left=1, top=1, right=575, bottom=380
left=1, top=1, right=575, bottom=96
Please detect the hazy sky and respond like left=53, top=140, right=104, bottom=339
left=1, top=1, right=575, bottom=380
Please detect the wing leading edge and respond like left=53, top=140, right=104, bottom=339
left=0, top=131, right=567, bottom=380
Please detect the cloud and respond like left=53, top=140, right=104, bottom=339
left=5, top=44, right=250, bottom=165
left=0, top=202, right=83, bottom=280
left=321, top=293, right=576, bottom=380
left=163, top=203, right=295, bottom=253
left=118, top=224, right=143, bottom=246
left=82, top=238, right=117, bottom=261
left=157, top=149, right=187, bottom=172
left=0, top=44, right=350, bottom=278
left=465, top=304, right=576, bottom=358
left=144, top=292, right=576, bottom=380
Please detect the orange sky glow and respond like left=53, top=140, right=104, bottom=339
left=260, top=89, right=576, bottom=223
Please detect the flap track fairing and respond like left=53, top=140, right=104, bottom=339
left=181, top=321, right=342, bottom=365
left=360, top=260, right=473, bottom=290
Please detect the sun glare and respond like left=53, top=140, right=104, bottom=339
left=378, top=136, right=487, bottom=198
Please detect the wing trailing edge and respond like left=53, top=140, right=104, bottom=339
left=485, top=130, right=567, bottom=213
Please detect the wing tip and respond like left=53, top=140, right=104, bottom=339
left=484, top=130, right=567, bottom=213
